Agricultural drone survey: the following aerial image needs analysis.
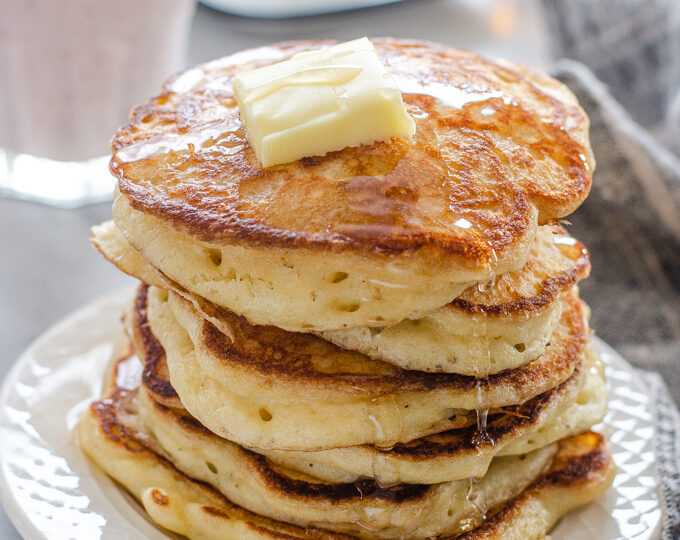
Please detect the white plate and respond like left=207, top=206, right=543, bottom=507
left=0, top=290, right=665, bottom=540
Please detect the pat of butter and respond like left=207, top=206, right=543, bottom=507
left=233, top=37, right=415, bottom=167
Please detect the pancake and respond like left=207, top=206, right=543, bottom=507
left=77, top=355, right=348, bottom=540
left=136, top=338, right=605, bottom=485
left=110, top=38, right=593, bottom=332
left=79, top=354, right=615, bottom=539
left=320, top=224, right=590, bottom=375
left=137, top=284, right=588, bottom=450
left=92, top=220, right=589, bottom=376
left=136, top=385, right=555, bottom=539
left=92, top=219, right=168, bottom=291
left=255, top=344, right=606, bottom=485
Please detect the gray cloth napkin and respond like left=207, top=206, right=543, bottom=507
left=553, top=62, right=680, bottom=540
left=542, top=2, right=680, bottom=538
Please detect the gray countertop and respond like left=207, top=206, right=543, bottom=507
left=0, top=1, right=549, bottom=537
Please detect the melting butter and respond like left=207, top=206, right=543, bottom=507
left=233, top=37, right=415, bottom=167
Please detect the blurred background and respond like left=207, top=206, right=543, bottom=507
left=1, top=1, right=679, bottom=537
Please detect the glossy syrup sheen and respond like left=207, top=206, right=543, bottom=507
left=111, top=39, right=593, bottom=257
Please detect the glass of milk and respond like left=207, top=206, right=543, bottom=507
left=0, top=0, right=196, bottom=207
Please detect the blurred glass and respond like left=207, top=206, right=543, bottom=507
left=0, top=0, right=196, bottom=207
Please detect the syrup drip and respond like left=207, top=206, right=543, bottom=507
left=473, top=314, right=495, bottom=447
left=366, top=395, right=404, bottom=450
left=476, top=406, right=489, bottom=432
left=476, top=240, right=499, bottom=293
left=488, top=241, right=499, bottom=271
left=476, top=277, right=496, bottom=293
left=368, top=414, right=384, bottom=440
left=371, top=396, right=404, bottom=480
left=552, top=234, right=584, bottom=260
left=464, top=476, right=487, bottom=529
left=456, top=517, right=478, bottom=533
left=351, top=511, right=380, bottom=532
left=474, top=379, right=493, bottom=447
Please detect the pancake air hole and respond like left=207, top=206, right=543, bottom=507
left=206, top=461, right=218, bottom=474
left=330, top=272, right=349, bottom=283
left=343, top=304, right=360, bottom=313
left=259, top=408, right=273, bottom=422
left=513, top=343, right=526, bottom=352
left=205, top=248, right=222, bottom=267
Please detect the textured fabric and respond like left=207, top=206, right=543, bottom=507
left=552, top=61, right=680, bottom=390
left=541, top=2, right=680, bottom=536
left=553, top=62, right=680, bottom=539
left=542, top=0, right=680, bottom=156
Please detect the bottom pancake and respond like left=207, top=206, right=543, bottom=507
left=79, top=353, right=615, bottom=539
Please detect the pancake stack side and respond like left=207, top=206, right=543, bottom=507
left=82, top=39, right=615, bottom=539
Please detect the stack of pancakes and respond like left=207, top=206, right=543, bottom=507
left=80, top=39, right=616, bottom=539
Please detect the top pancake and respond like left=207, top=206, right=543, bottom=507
left=108, top=39, right=594, bottom=331
left=111, top=38, right=592, bottom=265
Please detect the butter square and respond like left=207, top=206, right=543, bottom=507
left=233, top=38, right=415, bottom=167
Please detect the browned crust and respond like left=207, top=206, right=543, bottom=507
left=142, top=390, right=433, bottom=503
left=451, top=226, right=590, bottom=316
left=144, top=389, right=434, bottom=503
left=200, top=506, right=308, bottom=540
left=148, top=487, right=169, bottom=507
left=90, top=354, right=610, bottom=538
left=381, top=372, right=577, bottom=461
left=88, top=356, right=353, bottom=540
left=456, top=431, right=613, bottom=540
left=197, top=289, right=586, bottom=394
left=251, top=453, right=431, bottom=503
left=90, top=358, right=610, bottom=533
left=133, top=283, right=585, bottom=395
left=133, top=285, right=179, bottom=403
left=141, top=349, right=579, bottom=464
left=111, top=38, right=591, bottom=260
